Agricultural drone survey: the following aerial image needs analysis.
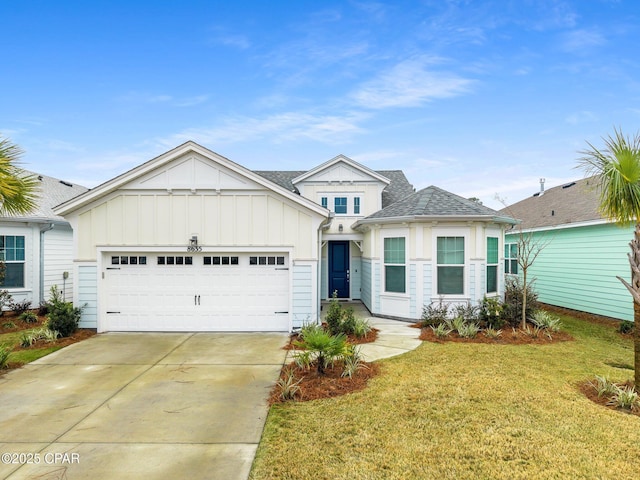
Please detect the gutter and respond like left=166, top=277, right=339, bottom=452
left=352, top=214, right=518, bottom=230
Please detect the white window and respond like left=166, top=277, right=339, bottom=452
left=505, top=243, right=518, bottom=274
left=437, top=236, right=464, bottom=295
left=318, top=194, right=363, bottom=216
left=384, top=237, right=406, bottom=293
left=0, top=235, right=26, bottom=288
left=486, top=237, right=499, bottom=293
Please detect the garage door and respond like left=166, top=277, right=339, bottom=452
left=102, top=253, right=290, bottom=332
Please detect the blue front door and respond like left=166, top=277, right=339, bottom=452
left=329, top=241, right=350, bottom=298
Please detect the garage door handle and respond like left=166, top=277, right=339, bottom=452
left=194, top=295, right=201, bottom=305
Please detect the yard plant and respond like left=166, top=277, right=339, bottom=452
left=251, top=311, right=640, bottom=479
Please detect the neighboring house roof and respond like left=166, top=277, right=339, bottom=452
left=355, top=185, right=516, bottom=225
left=2, top=170, right=88, bottom=223
left=500, top=176, right=603, bottom=230
left=254, top=169, right=414, bottom=209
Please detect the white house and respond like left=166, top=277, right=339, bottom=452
left=1, top=171, right=88, bottom=307
left=54, top=142, right=515, bottom=332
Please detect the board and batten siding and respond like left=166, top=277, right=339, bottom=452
left=43, top=225, right=74, bottom=302
left=76, top=192, right=316, bottom=261
left=506, top=223, right=634, bottom=321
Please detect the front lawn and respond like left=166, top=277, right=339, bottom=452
left=250, top=312, right=639, bottom=480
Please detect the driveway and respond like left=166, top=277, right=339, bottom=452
left=0, top=332, right=288, bottom=480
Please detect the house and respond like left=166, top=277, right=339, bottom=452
left=0, top=171, right=88, bottom=307
left=54, top=141, right=516, bottom=332
left=502, top=177, right=633, bottom=322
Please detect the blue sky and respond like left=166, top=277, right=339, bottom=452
left=2, top=0, right=639, bottom=209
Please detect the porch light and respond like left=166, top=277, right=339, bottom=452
left=190, top=236, right=198, bottom=246
left=339, top=224, right=343, bottom=232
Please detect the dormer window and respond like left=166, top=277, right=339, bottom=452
left=318, top=194, right=364, bottom=215
left=334, top=197, right=347, bottom=214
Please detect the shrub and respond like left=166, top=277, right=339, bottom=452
left=503, top=276, right=539, bottom=327
left=484, top=328, right=503, bottom=339
left=421, top=300, right=449, bottom=327
left=20, top=332, right=36, bottom=348
left=608, top=385, right=639, bottom=411
left=618, top=320, right=634, bottom=334
left=276, top=368, right=302, bottom=401
left=0, top=344, right=10, bottom=369
left=479, top=296, right=506, bottom=329
left=294, top=327, right=349, bottom=375
left=341, top=345, right=368, bottom=378
left=0, top=290, right=13, bottom=316
left=46, top=286, right=83, bottom=338
left=37, top=301, right=50, bottom=316
left=325, top=291, right=344, bottom=335
left=590, top=376, right=619, bottom=398
left=452, top=302, right=479, bottom=323
left=457, top=322, right=480, bottom=339
left=2, top=321, right=16, bottom=329
left=19, top=311, right=38, bottom=323
left=324, top=292, right=371, bottom=337
left=531, top=310, right=562, bottom=332
left=430, top=323, right=452, bottom=338
left=351, top=317, right=372, bottom=338
left=11, top=299, right=32, bottom=315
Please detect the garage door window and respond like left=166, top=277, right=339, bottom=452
left=157, top=256, right=193, bottom=265
left=112, top=256, right=147, bottom=265
left=250, top=256, right=285, bottom=266
left=204, top=256, right=239, bottom=265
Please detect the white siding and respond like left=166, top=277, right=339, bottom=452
left=292, top=262, right=316, bottom=328
left=361, top=258, right=372, bottom=312
left=77, top=263, right=98, bottom=329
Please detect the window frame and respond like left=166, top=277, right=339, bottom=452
left=486, top=236, right=499, bottom=294
left=383, top=236, right=406, bottom=294
left=505, top=242, right=519, bottom=275
left=317, top=193, right=364, bottom=216
left=0, top=235, right=26, bottom=289
left=435, top=233, right=467, bottom=296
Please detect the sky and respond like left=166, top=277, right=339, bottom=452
left=2, top=0, right=639, bottom=209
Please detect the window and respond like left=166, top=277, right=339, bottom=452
left=354, top=197, right=361, bottom=215
left=249, top=256, right=285, bottom=266
left=437, top=237, right=464, bottom=295
left=334, top=197, right=347, bottom=214
left=112, top=256, right=147, bottom=265
left=321, top=197, right=328, bottom=208
left=384, top=237, right=406, bottom=293
left=486, top=237, right=499, bottom=293
left=505, top=243, right=518, bottom=274
left=0, top=235, right=25, bottom=288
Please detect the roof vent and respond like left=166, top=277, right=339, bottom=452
left=562, top=182, right=576, bottom=189
left=539, top=178, right=545, bottom=196
left=59, top=180, right=73, bottom=187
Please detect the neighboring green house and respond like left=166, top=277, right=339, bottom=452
left=502, top=177, right=633, bottom=322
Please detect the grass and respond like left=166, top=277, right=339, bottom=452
left=250, top=313, right=639, bottom=480
left=0, top=322, right=63, bottom=368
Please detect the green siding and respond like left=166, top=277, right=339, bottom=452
left=506, top=223, right=634, bottom=321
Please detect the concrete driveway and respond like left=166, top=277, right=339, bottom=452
left=0, top=332, right=288, bottom=480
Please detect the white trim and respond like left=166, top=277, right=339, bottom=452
left=508, top=218, right=610, bottom=234
left=292, top=154, right=390, bottom=186
left=432, top=227, right=470, bottom=299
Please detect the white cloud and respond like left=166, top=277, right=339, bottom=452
left=117, top=92, right=209, bottom=107
left=561, top=29, right=606, bottom=53
left=159, top=111, right=370, bottom=147
left=565, top=110, right=598, bottom=125
left=350, top=56, right=474, bottom=109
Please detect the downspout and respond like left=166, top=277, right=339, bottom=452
left=39, top=223, right=54, bottom=304
left=316, top=212, right=334, bottom=324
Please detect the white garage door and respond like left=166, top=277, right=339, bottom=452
left=102, top=253, right=290, bottom=332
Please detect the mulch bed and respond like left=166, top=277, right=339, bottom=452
left=578, top=379, right=640, bottom=417
left=283, top=327, right=378, bottom=351
left=269, top=362, right=381, bottom=405
left=418, top=326, right=574, bottom=344
left=11, top=328, right=97, bottom=352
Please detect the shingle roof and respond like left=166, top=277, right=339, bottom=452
left=3, top=170, right=88, bottom=223
left=254, top=169, right=415, bottom=209
left=500, top=176, right=603, bottom=229
left=364, top=185, right=511, bottom=220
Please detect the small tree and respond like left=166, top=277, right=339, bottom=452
left=46, top=286, right=83, bottom=337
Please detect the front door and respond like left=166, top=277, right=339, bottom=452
left=329, top=241, right=350, bottom=298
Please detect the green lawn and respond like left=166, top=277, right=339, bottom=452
left=0, top=323, right=63, bottom=368
left=250, top=314, right=639, bottom=480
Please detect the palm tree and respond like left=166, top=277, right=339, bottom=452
left=0, top=136, right=39, bottom=216
left=577, top=128, right=640, bottom=389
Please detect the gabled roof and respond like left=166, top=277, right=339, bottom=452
left=354, top=185, right=516, bottom=226
left=500, top=176, right=603, bottom=230
left=291, top=154, right=391, bottom=186
left=2, top=170, right=88, bottom=223
left=254, top=169, right=414, bottom=209
left=54, top=141, right=329, bottom=218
